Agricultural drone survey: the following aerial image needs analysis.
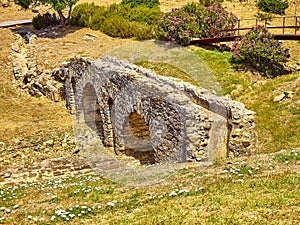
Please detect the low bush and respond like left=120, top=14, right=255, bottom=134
left=70, top=3, right=160, bottom=40
left=100, top=16, right=156, bottom=39
left=120, top=0, right=160, bottom=8
left=158, top=9, right=196, bottom=46
left=70, top=3, right=106, bottom=27
left=100, top=16, right=136, bottom=38
left=231, top=25, right=290, bottom=77
left=196, top=3, right=238, bottom=38
left=256, top=0, right=288, bottom=15
left=32, top=13, right=59, bottom=30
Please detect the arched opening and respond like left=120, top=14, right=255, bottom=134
left=123, top=112, right=155, bottom=165
left=82, top=83, right=105, bottom=144
left=129, top=112, right=150, bottom=138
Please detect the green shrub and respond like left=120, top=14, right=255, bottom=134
left=100, top=16, right=136, bottom=38
left=120, top=0, right=160, bottom=8
left=103, top=4, right=161, bottom=25
left=100, top=16, right=156, bottom=39
left=231, top=25, right=290, bottom=77
left=70, top=3, right=160, bottom=40
left=32, top=13, right=58, bottom=30
left=256, top=0, right=288, bottom=15
left=128, top=6, right=162, bottom=25
left=70, top=3, right=106, bottom=27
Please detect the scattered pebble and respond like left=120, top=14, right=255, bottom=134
left=5, top=209, right=11, bottom=213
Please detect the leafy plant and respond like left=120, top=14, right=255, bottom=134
left=120, top=0, right=160, bottom=8
left=231, top=25, right=290, bottom=77
left=32, top=13, right=59, bottom=30
left=15, top=0, right=78, bottom=25
left=70, top=3, right=106, bottom=27
left=274, top=151, right=300, bottom=162
left=256, top=0, right=288, bottom=15
left=196, top=3, right=238, bottom=38
left=70, top=3, right=160, bottom=40
left=100, top=16, right=156, bottom=39
left=158, top=9, right=196, bottom=46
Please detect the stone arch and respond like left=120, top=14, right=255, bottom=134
left=64, top=56, right=257, bottom=164
left=82, top=82, right=105, bottom=144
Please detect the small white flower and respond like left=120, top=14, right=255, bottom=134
left=50, top=215, right=56, bottom=221
left=107, top=202, right=115, bottom=207
left=169, top=191, right=177, bottom=197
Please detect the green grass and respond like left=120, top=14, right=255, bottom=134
left=136, top=49, right=299, bottom=154
left=193, top=47, right=300, bottom=154
left=135, top=61, right=199, bottom=86
left=193, top=49, right=251, bottom=96
left=0, top=167, right=299, bottom=224
left=274, top=150, right=300, bottom=162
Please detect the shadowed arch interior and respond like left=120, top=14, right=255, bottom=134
left=82, top=83, right=105, bottom=144
left=122, top=112, right=155, bottom=165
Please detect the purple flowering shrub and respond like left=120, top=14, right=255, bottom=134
left=158, top=9, right=196, bottom=46
left=231, top=25, right=289, bottom=76
left=196, top=3, right=238, bottom=38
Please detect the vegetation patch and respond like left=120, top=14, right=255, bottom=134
left=135, top=61, right=199, bottom=86
left=120, top=0, right=160, bottom=8
left=256, top=0, right=289, bottom=15
left=194, top=47, right=299, bottom=153
left=231, top=25, right=290, bottom=77
left=70, top=3, right=161, bottom=40
left=274, top=150, right=300, bottom=162
left=158, top=9, right=196, bottom=46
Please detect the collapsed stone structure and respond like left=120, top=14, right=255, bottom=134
left=11, top=29, right=65, bottom=101
left=64, top=56, right=257, bottom=164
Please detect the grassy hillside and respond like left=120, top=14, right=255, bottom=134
left=193, top=48, right=300, bottom=154
left=0, top=150, right=299, bottom=224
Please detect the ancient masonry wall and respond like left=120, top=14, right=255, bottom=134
left=11, top=30, right=65, bottom=102
left=10, top=31, right=257, bottom=163
left=63, top=56, right=257, bottom=164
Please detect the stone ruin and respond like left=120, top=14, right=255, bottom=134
left=63, top=56, right=257, bottom=165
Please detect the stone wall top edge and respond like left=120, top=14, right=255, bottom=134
left=68, top=56, right=255, bottom=118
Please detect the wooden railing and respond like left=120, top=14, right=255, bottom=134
left=234, top=16, right=300, bottom=35
left=191, top=16, right=300, bottom=44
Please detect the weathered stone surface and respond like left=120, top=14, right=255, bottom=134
left=11, top=30, right=65, bottom=102
left=273, top=93, right=285, bottom=102
left=64, top=56, right=257, bottom=164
